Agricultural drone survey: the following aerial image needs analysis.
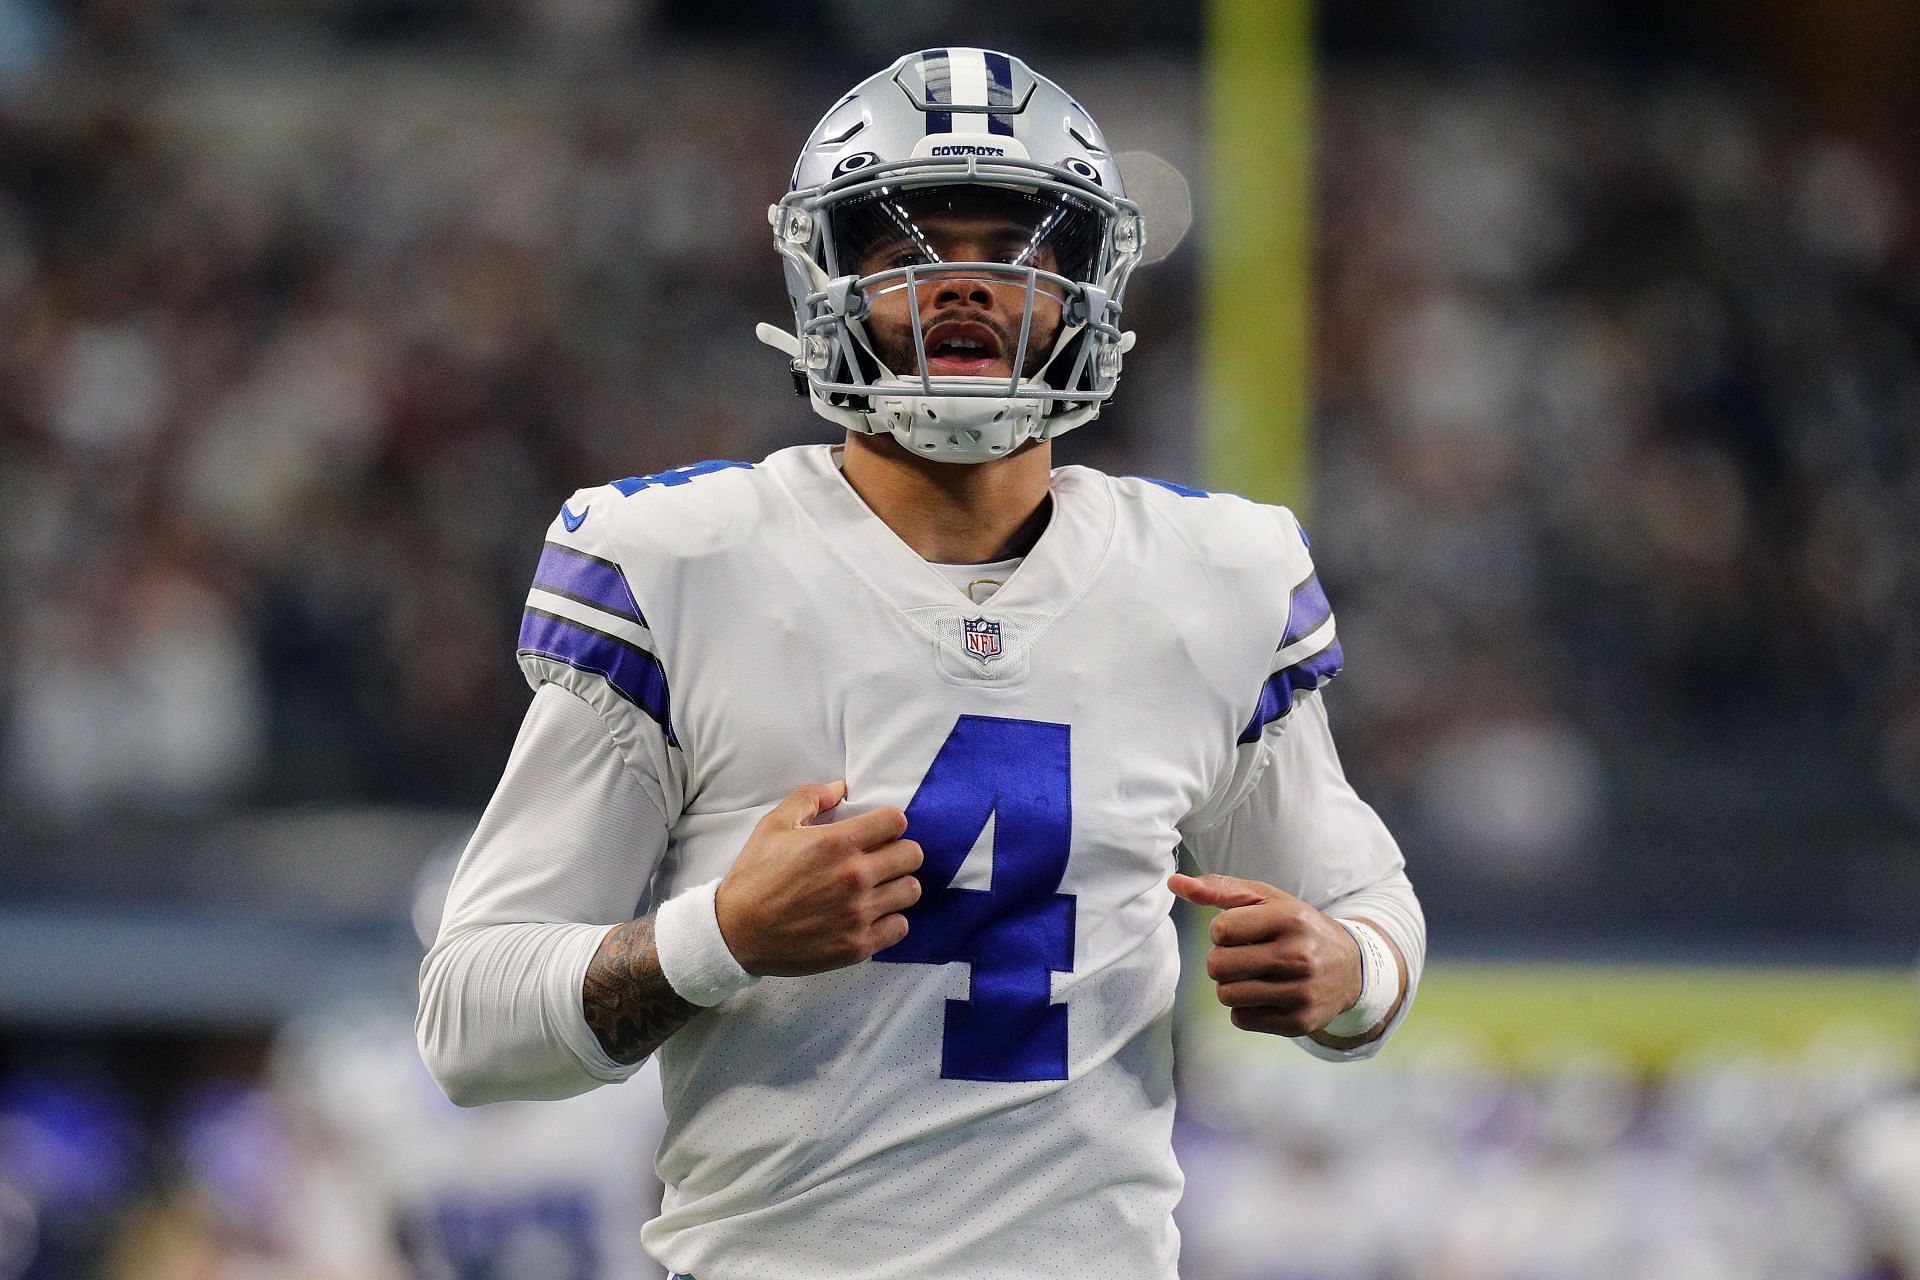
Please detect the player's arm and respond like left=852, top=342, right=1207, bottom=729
left=1169, top=870, right=1408, bottom=1048
left=583, top=781, right=924, bottom=1063
left=417, top=684, right=926, bottom=1100
left=417, top=683, right=678, bottom=1104
left=1174, top=696, right=1425, bottom=1060
left=423, top=494, right=926, bottom=1098
left=579, top=915, right=697, bottom=1065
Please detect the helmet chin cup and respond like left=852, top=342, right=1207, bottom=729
left=868, top=380, right=1050, bottom=464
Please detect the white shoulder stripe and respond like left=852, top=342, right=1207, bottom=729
left=1270, top=614, right=1336, bottom=675
left=526, top=587, right=656, bottom=654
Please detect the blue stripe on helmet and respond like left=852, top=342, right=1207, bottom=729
left=983, top=50, right=1014, bottom=105
left=983, top=50, right=1015, bottom=135
left=922, top=49, right=951, bottom=104
left=923, top=48, right=952, bottom=134
left=1237, top=638, right=1344, bottom=744
left=518, top=608, right=676, bottom=744
left=532, top=542, right=644, bottom=624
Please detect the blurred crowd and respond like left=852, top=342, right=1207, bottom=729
left=0, top=21, right=1914, bottom=916
left=3, top=1026, right=1918, bottom=1280
left=0, top=47, right=1194, bottom=825
left=1176, top=1040, right=1920, bottom=1280
left=0, top=1006, right=669, bottom=1280
left=0, top=51, right=828, bottom=813
left=1311, top=75, right=1919, bottom=928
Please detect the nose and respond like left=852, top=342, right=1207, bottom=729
left=928, top=273, right=994, bottom=311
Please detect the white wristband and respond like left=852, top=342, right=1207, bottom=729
left=1321, top=919, right=1398, bottom=1037
left=654, top=880, right=759, bottom=1007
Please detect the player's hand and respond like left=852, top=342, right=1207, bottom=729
left=714, top=782, right=923, bottom=978
left=1166, top=873, right=1363, bottom=1037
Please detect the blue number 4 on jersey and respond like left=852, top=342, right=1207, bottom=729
left=875, top=715, right=1075, bottom=1083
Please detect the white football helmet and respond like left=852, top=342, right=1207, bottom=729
left=758, top=48, right=1145, bottom=463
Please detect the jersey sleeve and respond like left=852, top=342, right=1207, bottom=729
left=1181, top=691, right=1425, bottom=1062
left=1180, top=506, right=1422, bottom=1062
left=416, top=682, right=670, bottom=1104
left=1238, top=506, right=1343, bottom=744
left=1184, top=504, right=1345, bottom=831
left=515, top=488, right=686, bottom=823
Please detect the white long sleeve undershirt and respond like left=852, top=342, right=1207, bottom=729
left=417, top=683, right=667, bottom=1105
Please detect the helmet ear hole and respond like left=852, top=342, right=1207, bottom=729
left=926, top=408, right=938, bottom=420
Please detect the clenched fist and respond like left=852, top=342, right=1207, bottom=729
left=715, top=782, right=924, bottom=977
left=1168, top=872, right=1396, bottom=1041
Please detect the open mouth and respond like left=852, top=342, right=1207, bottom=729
left=922, top=319, right=1007, bottom=377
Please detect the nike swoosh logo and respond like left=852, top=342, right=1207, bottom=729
left=560, top=502, right=589, bottom=532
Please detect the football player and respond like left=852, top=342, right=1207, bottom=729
left=418, top=48, right=1424, bottom=1280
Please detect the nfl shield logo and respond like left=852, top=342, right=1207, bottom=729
left=962, top=616, right=1003, bottom=661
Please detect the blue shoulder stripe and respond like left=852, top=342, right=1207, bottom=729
left=532, top=543, right=643, bottom=624
left=1238, top=638, right=1344, bottom=744
left=1280, top=574, right=1332, bottom=650
left=518, top=608, right=676, bottom=746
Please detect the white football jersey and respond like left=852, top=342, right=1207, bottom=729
left=420, top=443, right=1422, bottom=1280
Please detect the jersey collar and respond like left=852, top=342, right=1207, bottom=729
left=765, top=443, right=1116, bottom=624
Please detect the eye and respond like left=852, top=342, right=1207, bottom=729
left=857, top=243, right=923, bottom=275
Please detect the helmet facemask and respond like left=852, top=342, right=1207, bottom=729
left=769, top=156, right=1144, bottom=463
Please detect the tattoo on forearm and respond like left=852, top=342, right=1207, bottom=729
left=582, top=915, right=701, bottom=1064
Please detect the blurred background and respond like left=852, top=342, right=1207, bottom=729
left=0, top=0, right=1916, bottom=1276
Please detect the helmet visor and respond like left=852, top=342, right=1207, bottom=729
left=831, top=183, right=1104, bottom=286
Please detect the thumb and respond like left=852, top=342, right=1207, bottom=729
left=1167, top=872, right=1273, bottom=910
left=771, top=780, right=848, bottom=828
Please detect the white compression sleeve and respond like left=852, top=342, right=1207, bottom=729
left=417, top=683, right=671, bottom=1104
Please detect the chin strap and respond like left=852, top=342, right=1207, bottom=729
left=754, top=324, right=810, bottom=398
left=754, top=323, right=802, bottom=359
